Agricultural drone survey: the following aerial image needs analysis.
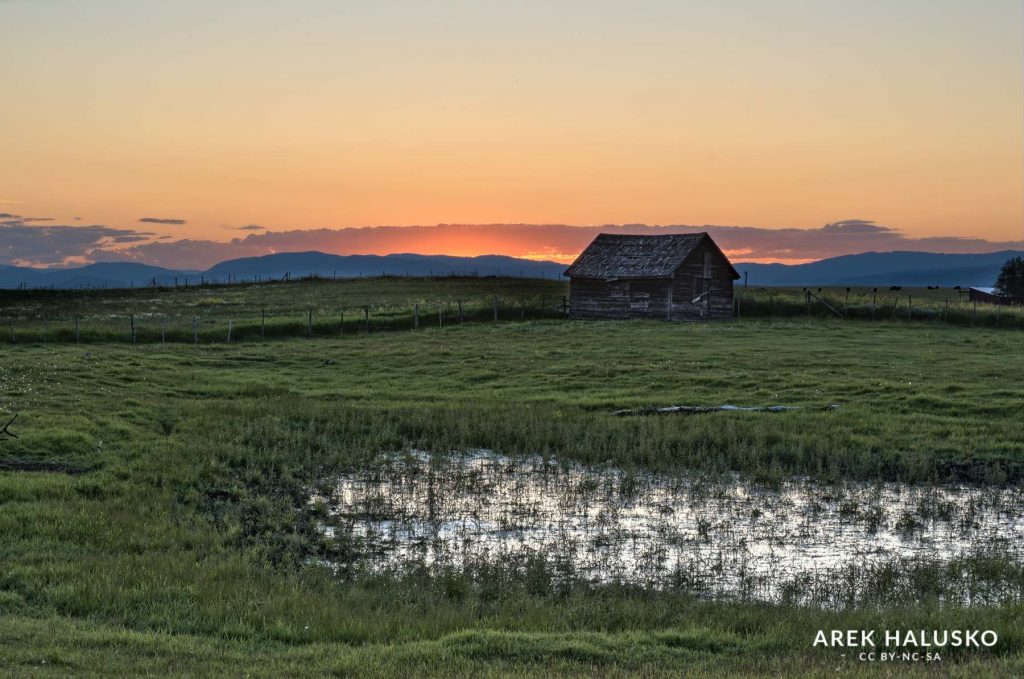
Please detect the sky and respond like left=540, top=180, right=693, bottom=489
left=1, top=0, right=1022, bottom=267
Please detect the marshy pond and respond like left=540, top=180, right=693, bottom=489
left=311, top=450, right=1024, bottom=605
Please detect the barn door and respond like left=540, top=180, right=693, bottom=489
left=692, top=278, right=709, bottom=318
left=691, top=253, right=712, bottom=318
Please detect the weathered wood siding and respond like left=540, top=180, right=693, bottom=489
left=569, top=278, right=673, bottom=320
left=669, top=239, right=735, bottom=320
left=569, top=239, right=735, bottom=321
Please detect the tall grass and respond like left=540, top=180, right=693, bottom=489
left=736, top=286, right=1024, bottom=329
left=1, top=291, right=1022, bottom=675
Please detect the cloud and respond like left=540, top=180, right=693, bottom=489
left=6, top=221, right=1024, bottom=269
left=0, top=213, right=19, bottom=219
left=819, top=220, right=894, bottom=234
left=2, top=216, right=77, bottom=228
left=223, top=224, right=266, bottom=231
left=0, top=223, right=154, bottom=266
left=94, top=238, right=247, bottom=269
left=139, top=217, right=187, bottom=225
left=104, top=222, right=1024, bottom=270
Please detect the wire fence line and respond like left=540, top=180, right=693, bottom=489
left=1, top=289, right=1021, bottom=345
left=734, top=289, right=1024, bottom=329
left=1, top=296, right=571, bottom=345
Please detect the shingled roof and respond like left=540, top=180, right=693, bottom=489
left=564, top=233, right=737, bottom=279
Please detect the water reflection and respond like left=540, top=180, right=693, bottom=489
left=313, top=450, right=1024, bottom=603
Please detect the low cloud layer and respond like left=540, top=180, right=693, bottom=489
left=139, top=217, right=187, bottom=225
left=0, top=224, right=154, bottom=266
left=3, top=220, right=1023, bottom=269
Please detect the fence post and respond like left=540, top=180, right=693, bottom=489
left=339, top=311, right=344, bottom=335
left=493, top=297, right=499, bottom=322
left=227, top=320, right=233, bottom=342
left=805, top=290, right=811, bottom=316
left=438, top=307, right=442, bottom=327
left=972, top=300, right=977, bottom=326
left=944, top=299, right=949, bottom=323
left=161, top=318, right=166, bottom=344
left=844, top=288, right=850, bottom=316
left=42, top=316, right=47, bottom=345
left=260, top=309, right=266, bottom=339
left=130, top=314, right=136, bottom=343
left=562, top=296, right=567, bottom=315
left=907, top=295, right=912, bottom=320
left=192, top=317, right=198, bottom=343
left=364, top=306, right=370, bottom=333
left=458, top=300, right=464, bottom=323
left=414, top=303, right=419, bottom=329
left=75, top=315, right=81, bottom=343
left=307, top=309, right=313, bottom=337
left=872, top=289, right=877, bottom=315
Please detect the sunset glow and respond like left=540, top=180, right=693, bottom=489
left=1, top=1, right=1021, bottom=267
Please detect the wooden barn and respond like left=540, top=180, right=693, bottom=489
left=564, top=233, right=740, bottom=321
left=968, top=287, right=1010, bottom=306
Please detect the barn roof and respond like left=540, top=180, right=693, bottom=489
left=564, top=233, right=739, bottom=279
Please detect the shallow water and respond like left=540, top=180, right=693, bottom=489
left=312, top=450, right=1024, bottom=604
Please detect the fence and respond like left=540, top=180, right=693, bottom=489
left=733, top=288, right=1024, bottom=330
left=1, top=295, right=570, bottom=345
left=3, top=287, right=1022, bottom=345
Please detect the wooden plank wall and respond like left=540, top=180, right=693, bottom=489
left=670, top=240, right=735, bottom=320
left=569, top=241, right=735, bottom=321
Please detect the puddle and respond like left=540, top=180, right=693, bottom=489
left=311, top=450, right=1024, bottom=604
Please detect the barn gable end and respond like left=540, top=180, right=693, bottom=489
left=565, top=233, right=739, bottom=321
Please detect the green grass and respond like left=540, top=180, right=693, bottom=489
left=1, top=284, right=1022, bottom=675
left=0, top=276, right=569, bottom=343
left=2, top=277, right=1021, bottom=344
left=737, top=286, right=1024, bottom=328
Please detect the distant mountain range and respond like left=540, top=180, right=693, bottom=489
left=1, top=249, right=1020, bottom=290
left=735, top=250, right=1023, bottom=287
left=0, top=252, right=567, bottom=289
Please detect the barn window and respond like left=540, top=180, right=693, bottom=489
left=630, top=291, right=650, bottom=310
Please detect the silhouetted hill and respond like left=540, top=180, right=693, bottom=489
left=0, top=252, right=567, bottom=289
left=0, top=262, right=195, bottom=289
left=202, top=251, right=566, bottom=280
left=736, top=251, right=1024, bottom=287
left=4, top=249, right=1020, bottom=290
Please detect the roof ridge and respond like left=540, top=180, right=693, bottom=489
left=565, top=233, right=712, bottom=279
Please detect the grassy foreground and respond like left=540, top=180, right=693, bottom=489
left=0, top=317, right=1022, bottom=675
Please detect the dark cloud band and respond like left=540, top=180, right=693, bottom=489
left=3, top=221, right=1022, bottom=269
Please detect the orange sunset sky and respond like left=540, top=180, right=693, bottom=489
left=1, top=1, right=1022, bottom=268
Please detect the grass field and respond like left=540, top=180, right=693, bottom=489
left=0, top=277, right=569, bottom=343
left=1, top=277, right=1021, bottom=345
left=1, top=278, right=1022, bottom=676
